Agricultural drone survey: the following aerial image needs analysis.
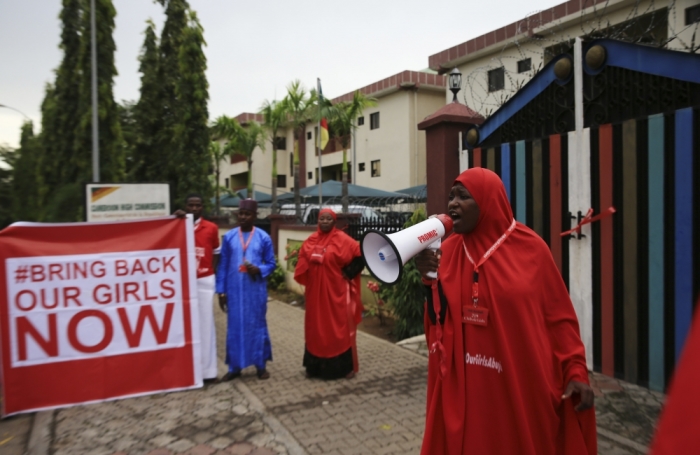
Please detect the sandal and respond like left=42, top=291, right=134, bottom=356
left=220, top=371, right=241, bottom=382
left=257, top=369, right=270, bottom=380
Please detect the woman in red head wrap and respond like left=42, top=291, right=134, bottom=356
left=416, top=168, right=597, bottom=455
left=294, top=208, right=365, bottom=379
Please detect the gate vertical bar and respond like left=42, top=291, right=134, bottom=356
left=568, top=128, right=593, bottom=370
left=532, top=140, right=544, bottom=238
left=622, top=119, right=639, bottom=383
left=516, top=141, right=527, bottom=223
left=648, top=113, right=665, bottom=391
left=501, top=143, right=511, bottom=201
left=674, top=107, right=694, bottom=362
left=549, top=135, right=563, bottom=274
left=599, top=124, right=615, bottom=377
left=473, top=148, right=482, bottom=168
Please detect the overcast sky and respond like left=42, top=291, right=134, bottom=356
left=0, top=0, right=563, bottom=149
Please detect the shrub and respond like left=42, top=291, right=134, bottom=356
left=284, top=241, right=301, bottom=271
left=267, top=261, right=286, bottom=291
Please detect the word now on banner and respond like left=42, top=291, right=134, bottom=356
left=0, top=217, right=201, bottom=416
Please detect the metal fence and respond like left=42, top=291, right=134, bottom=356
left=343, top=216, right=407, bottom=241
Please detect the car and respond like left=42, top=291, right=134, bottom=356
left=278, top=204, right=382, bottom=224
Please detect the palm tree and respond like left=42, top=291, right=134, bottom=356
left=212, top=115, right=264, bottom=197
left=208, top=141, right=228, bottom=215
left=259, top=99, right=286, bottom=214
left=328, top=91, right=376, bottom=213
left=281, top=80, right=317, bottom=219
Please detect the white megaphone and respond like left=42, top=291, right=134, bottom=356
left=361, top=214, right=453, bottom=285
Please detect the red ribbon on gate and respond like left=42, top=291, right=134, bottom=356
left=560, top=206, right=616, bottom=237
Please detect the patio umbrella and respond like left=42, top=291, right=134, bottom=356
left=394, top=184, right=427, bottom=201
left=234, top=188, right=272, bottom=203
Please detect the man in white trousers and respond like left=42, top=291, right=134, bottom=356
left=176, top=194, right=220, bottom=383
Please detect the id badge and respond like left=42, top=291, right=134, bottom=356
left=462, top=306, right=489, bottom=326
left=310, top=245, right=325, bottom=264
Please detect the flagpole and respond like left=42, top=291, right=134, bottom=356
left=317, top=77, right=323, bottom=207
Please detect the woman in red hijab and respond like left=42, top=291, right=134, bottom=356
left=294, top=208, right=365, bottom=379
left=415, top=168, right=597, bottom=455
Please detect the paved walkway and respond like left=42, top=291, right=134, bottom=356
left=1, top=299, right=663, bottom=454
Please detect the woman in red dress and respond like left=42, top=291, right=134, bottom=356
left=416, top=168, right=597, bottom=455
left=294, top=208, right=365, bottom=379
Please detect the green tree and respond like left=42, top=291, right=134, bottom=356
left=118, top=100, right=138, bottom=179
left=74, top=0, right=125, bottom=189
left=259, top=99, right=287, bottom=214
left=208, top=141, right=228, bottom=215
left=281, top=80, right=316, bottom=218
left=132, top=19, right=161, bottom=182
left=155, top=0, right=189, bottom=195
left=11, top=122, right=42, bottom=223
left=212, top=116, right=264, bottom=196
left=38, top=0, right=82, bottom=219
left=173, top=10, right=211, bottom=207
left=0, top=145, right=17, bottom=229
left=328, top=91, right=376, bottom=213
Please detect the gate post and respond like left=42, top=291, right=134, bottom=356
left=418, top=103, right=483, bottom=216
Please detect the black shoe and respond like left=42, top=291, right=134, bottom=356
left=203, top=377, right=219, bottom=384
left=220, top=371, right=241, bottom=382
left=257, top=369, right=270, bottom=380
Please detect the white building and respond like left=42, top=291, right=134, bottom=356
left=428, top=0, right=700, bottom=114
left=217, top=70, right=446, bottom=196
left=218, top=0, right=700, bottom=198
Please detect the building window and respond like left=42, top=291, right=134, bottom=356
left=307, top=131, right=312, bottom=140
left=307, top=171, right=313, bottom=180
left=277, top=175, right=286, bottom=188
left=488, top=67, right=505, bottom=92
left=517, top=58, right=531, bottom=73
left=274, top=137, right=286, bottom=150
left=358, top=162, right=365, bottom=172
left=371, top=160, right=381, bottom=177
left=225, top=178, right=229, bottom=189
left=358, top=116, right=365, bottom=126
left=687, top=5, right=700, bottom=24
left=370, top=112, right=380, bottom=130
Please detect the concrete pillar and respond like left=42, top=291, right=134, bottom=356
left=418, top=103, right=483, bottom=216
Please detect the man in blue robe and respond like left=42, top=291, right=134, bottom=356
left=216, top=199, right=276, bottom=380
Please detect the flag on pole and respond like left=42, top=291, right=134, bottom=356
left=318, top=79, right=330, bottom=150
left=320, top=118, right=330, bottom=150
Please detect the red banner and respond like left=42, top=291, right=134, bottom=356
left=0, top=217, right=201, bottom=416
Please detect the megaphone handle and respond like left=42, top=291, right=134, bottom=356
left=425, top=238, right=441, bottom=279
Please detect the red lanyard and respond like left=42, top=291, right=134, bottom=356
left=462, top=219, right=516, bottom=306
left=238, top=227, right=256, bottom=260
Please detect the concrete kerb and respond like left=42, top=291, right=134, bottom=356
left=27, top=410, right=53, bottom=455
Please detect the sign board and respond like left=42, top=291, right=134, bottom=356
left=0, top=217, right=201, bottom=416
left=86, top=183, right=170, bottom=222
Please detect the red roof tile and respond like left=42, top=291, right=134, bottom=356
left=331, top=70, right=447, bottom=103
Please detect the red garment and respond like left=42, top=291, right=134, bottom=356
left=194, top=218, right=220, bottom=278
left=421, top=168, right=596, bottom=455
left=294, top=225, right=363, bottom=370
left=649, top=298, right=700, bottom=454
